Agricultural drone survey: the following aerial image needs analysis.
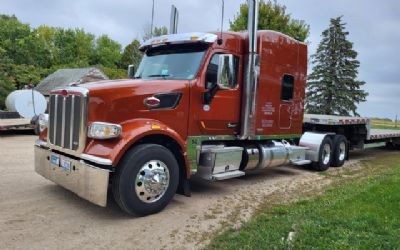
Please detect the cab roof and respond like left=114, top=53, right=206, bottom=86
left=140, top=32, right=218, bottom=51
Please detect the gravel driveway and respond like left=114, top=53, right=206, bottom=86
left=0, top=133, right=388, bottom=250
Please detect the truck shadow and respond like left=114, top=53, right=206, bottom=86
left=40, top=184, right=136, bottom=219
left=189, top=165, right=311, bottom=195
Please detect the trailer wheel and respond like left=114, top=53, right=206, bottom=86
left=311, top=136, right=333, bottom=171
left=332, top=135, right=348, bottom=167
left=386, top=142, right=400, bottom=150
left=112, top=144, right=179, bottom=216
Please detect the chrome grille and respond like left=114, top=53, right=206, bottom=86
left=48, top=88, right=88, bottom=153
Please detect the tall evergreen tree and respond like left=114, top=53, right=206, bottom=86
left=306, top=16, right=368, bottom=116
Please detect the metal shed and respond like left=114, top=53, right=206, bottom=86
left=35, top=68, right=108, bottom=96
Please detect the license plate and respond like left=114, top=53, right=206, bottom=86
left=50, top=154, right=60, bottom=166
left=60, top=159, right=71, bottom=172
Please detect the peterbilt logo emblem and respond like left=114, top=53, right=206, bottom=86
left=144, top=96, right=161, bottom=108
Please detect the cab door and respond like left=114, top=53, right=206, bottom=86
left=197, top=53, right=241, bottom=135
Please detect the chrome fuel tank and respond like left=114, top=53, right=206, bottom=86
left=243, top=141, right=306, bottom=170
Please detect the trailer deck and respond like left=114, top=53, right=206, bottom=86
left=368, top=129, right=400, bottom=140
left=304, top=114, right=400, bottom=145
left=0, top=118, right=33, bottom=131
left=303, top=114, right=370, bottom=126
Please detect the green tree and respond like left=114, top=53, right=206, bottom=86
left=230, top=0, right=309, bottom=42
left=0, top=63, right=44, bottom=89
left=142, top=26, right=168, bottom=41
left=120, top=39, right=142, bottom=70
left=53, top=28, right=78, bottom=65
left=92, top=35, right=122, bottom=68
left=0, top=15, right=32, bottom=64
left=306, top=17, right=368, bottom=116
left=75, top=29, right=95, bottom=66
left=28, top=30, right=52, bottom=68
left=100, top=66, right=127, bottom=79
left=0, top=67, right=15, bottom=110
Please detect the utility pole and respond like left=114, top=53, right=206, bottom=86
left=395, top=115, right=398, bottom=128
left=151, top=0, right=155, bottom=37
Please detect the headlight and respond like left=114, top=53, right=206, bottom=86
left=88, top=122, right=122, bottom=139
left=38, top=114, right=49, bottom=132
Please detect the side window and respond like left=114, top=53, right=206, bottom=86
left=281, top=74, right=294, bottom=101
left=205, top=54, right=239, bottom=89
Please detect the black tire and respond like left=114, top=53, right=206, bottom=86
left=386, top=142, right=400, bottom=150
left=311, top=136, right=333, bottom=171
left=332, top=135, right=348, bottom=167
left=112, top=144, right=179, bottom=216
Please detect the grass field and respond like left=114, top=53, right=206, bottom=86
left=206, top=153, right=400, bottom=250
left=371, top=118, right=399, bottom=130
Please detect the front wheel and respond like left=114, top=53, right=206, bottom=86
left=112, top=144, right=179, bottom=216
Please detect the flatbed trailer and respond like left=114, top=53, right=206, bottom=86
left=303, top=114, right=400, bottom=149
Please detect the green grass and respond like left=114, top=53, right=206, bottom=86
left=371, top=118, right=399, bottom=130
left=206, top=154, right=400, bottom=250
left=372, top=124, right=400, bottom=130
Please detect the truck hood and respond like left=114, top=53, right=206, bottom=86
left=80, top=79, right=190, bottom=124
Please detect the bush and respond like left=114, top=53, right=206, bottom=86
left=0, top=71, right=15, bottom=110
left=100, top=66, right=127, bottom=80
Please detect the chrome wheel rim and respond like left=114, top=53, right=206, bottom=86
left=135, top=160, right=170, bottom=203
left=339, top=142, right=346, bottom=161
left=322, top=143, right=331, bottom=165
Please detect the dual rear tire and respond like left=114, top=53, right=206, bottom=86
left=311, top=135, right=348, bottom=171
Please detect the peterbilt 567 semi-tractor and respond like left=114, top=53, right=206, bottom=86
left=34, top=0, right=400, bottom=215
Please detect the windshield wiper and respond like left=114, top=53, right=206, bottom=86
left=147, top=74, right=171, bottom=78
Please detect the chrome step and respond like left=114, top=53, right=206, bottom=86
left=291, top=160, right=312, bottom=166
left=212, top=170, right=245, bottom=180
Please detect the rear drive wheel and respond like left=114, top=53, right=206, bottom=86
left=112, top=144, right=179, bottom=216
left=332, top=135, right=348, bottom=167
left=311, top=136, right=333, bottom=171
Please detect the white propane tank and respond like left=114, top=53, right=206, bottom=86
left=5, top=90, right=47, bottom=119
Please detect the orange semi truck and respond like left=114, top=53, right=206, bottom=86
left=34, top=0, right=400, bottom=215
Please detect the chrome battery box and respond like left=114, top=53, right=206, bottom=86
left=197, top=146, right=243, bottom=179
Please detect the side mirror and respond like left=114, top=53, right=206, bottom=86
left=127, top=65, right=135, bottom=79
left=217, top=54, right=235, bottom=89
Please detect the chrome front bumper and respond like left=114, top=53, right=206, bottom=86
left=34, top=145, right=111, bottom=207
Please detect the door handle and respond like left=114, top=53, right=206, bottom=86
left=227, top=122, right=238, bottom=128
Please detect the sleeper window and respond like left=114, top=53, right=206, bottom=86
left=281, top=74, right=294, bottom=101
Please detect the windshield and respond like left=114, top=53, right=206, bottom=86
left=135, top=44, right=208, bottom=80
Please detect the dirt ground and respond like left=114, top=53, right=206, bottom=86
left=0, top=133, right=394, bottom=250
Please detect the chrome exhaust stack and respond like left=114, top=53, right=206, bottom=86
left=240, top=0, right=259, bottom=139
left=169, top=5, right=179, bottom=34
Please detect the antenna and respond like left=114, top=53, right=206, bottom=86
left=150, top=0, right=155, bottom=37
left=217, top=0, right=224, bottom=45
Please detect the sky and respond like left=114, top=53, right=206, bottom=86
left=1, top=0, right=400, bottom=119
